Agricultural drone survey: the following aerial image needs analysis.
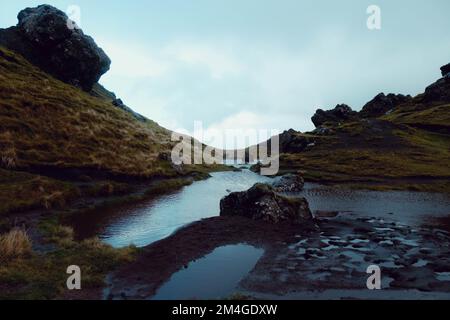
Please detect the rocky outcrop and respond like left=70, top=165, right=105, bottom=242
left=279, top=129, right=315, bottom=153
left=360, top=93, right=412, bottom=118
left=311, top=126, right=334, bottom=136
left=220, top=183, right=313, bottom=223
left=0, top=4, right=110, bottom=91
left=272, top=173, right=305, bottom=192
left=440, top=63, right=450, bottom=77
left=423, top=74, right=450, bottom=104
left=311, top=104, right=357, bottom=127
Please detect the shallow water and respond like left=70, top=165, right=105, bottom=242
left=152, top=244, right=264, bottom=300
left=71, top=170, right=450, bottom=248
left=298, top=183, right=450, bottom=225
left=72, top=170, right=271, bottom=248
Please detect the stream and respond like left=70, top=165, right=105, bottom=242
left=71, top=169, right=450, bottom=248
left=71, top=169, right=450, bottom=300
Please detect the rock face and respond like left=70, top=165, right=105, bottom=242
left=311, top=104, right=357, bottom=127
left=360, top=93, right=412, bottom=118
left=0, top=5, right=110, bottom=91
left=279, top=129, right=315, bottom=153
left=272, top=173, right=305, bottom=192
left=220, top=183, right=313, bottom=223
left=423, top=74, right=450, bottom=104
left=440, top=63, right=450, bottom=77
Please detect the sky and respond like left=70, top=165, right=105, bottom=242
left=2, top=0, right=450, bottom=147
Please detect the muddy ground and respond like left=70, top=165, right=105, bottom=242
left=105, top=212, right=450, bottom=300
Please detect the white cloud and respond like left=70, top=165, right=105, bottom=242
left=98, top=39, right=169, bottom=78
left=165, top=42, right=242, bottom=79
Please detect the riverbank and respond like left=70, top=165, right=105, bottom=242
left=0, top=164, right=232, bottom=299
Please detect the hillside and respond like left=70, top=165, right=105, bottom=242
left=0, top=44, right=185, bottom=214
left=0, top=5, right=223, bottom=216
left=0, top=46, right=175, bottom=178
left=261, top=68, right=450, bottom=192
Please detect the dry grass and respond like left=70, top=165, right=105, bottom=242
left=0, top=46, right=176, bottom=178
left=0, top=225, right=138, bottom=299
left=0, top=169, right=78, bottom=215
left=279, top=118, right=450, bottom=192
left=0, top=228, right=32, bottom=260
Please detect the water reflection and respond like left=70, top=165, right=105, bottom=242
left=70, top=170, right=450, bottom=248
left=152, top=244, right=264, bottom=300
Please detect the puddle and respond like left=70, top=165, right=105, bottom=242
left=151, top=244, right=264, bottom=300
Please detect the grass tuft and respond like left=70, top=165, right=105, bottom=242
left=0, top=228, right=32, bottom=261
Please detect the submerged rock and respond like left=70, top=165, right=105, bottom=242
left=360, top=93, right=412, bottom=118
left=220, top=183, right=313, bottom=223
left=311, top=104, right=357, bottom=128
left=272, top=173, right=305, bottom=192
left=0, top=4, right=110, bottom=91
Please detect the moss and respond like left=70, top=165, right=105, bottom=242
left=382, top=103, right=450, bottom=131
left=278, top=116, right=450, bottom=192
left=0, top=238, right=138, bottom=299
left=0, top=169, right=79, bottom=216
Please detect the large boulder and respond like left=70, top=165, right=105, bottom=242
left=360, top=93, right=412, bottom=118
left=0, top=5, right=110, bottom=91
left=272, top=173, right=305, bottom=192
left=311, top=104, right=357, bottom=128
left=220, top=183, right=313, bottom=223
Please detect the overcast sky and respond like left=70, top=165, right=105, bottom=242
left=2, top=0, right=450, bottom=146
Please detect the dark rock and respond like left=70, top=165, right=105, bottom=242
left=113, top=99, right=124, bottom=107
left=272, top=173, right=305, bottom=192
left=423, top=75, right=450, bottom=104
left=360, top=93, right=412, bottom=118
left=311, top=104, right=357, bottom=127
left=158, top=152, right=171, bottom=161
left=279, top=129, right=315, bottom=153
left=111, top=98, right=147, bottom=122
left=220, top=183, right=313, bottom=223
left=0, top=4, right=110, bottom=91
left=312, top=126, right=334, bottom=136
left=440, top=63, right=450, bottom=77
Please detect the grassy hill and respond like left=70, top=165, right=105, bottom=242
left=272, top=79, right=450, bottom=192
left=0, top=46, right=228, bottom=216
left=0, top=46, right=176, bottom=178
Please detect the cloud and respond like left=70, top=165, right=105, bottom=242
left=99, top=25, right=450, bottom=150
left=164, top=42, right=243, bottom=80
left=98, top=39, right=169, bottom=78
